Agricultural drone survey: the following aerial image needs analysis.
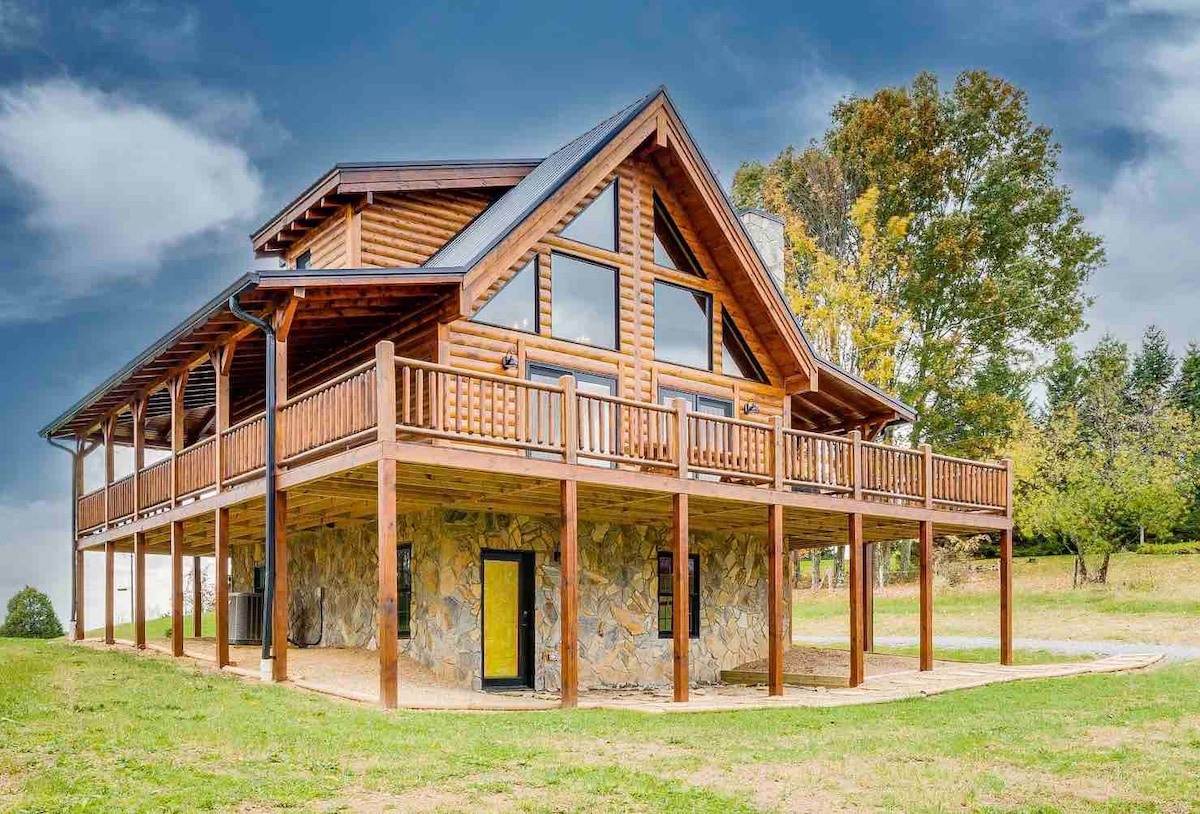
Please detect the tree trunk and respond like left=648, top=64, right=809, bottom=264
left=1095, top=552, right=1111, bottom=584
left=810, top=548, right=822, bottom=591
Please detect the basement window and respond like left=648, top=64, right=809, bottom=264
left=561, top=180, right=617, bottom=252
left=472, top=257, right=538, bottom=334
left=657, top=551, right=700, bottom=639
left=397, top=543, right=412, bottom=639
left=721, top=310, right=768, bottom=383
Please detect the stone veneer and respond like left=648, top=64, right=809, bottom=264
left=233, top=509, right=789, bottom=691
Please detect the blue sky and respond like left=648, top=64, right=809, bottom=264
left=2, top=0, right=1199, bottom=623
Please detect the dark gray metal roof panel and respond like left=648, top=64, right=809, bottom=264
left=425, top=89, right=660, bottom=270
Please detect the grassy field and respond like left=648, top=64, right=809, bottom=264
left=89, top=611, right=217, bottom=644
left=1, top=638, right=1197, bottom=812
left=793, top=552, right=1200, bottom=649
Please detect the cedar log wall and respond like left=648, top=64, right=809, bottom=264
left=282, top=157, right=785, bottom=422
left=453, top=156, right=786, bottom=420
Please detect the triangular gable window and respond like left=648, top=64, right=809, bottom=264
left=472, top=257, right=538, bottom=333
left=652, top=193, right=703, bottom=277
left=561, top=181, right=617, bottom=252
left=722, top=310, right=767, bottom=382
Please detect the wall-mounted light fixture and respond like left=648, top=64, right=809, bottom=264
left=742, top=401, right=760, bottom=416
left=501, top=348, right=518, bottom=371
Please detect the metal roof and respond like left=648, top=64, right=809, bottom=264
left=425, top=90, right=660, bottom=270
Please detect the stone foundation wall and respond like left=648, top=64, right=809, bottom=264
left=233, top=508, right=789, bottom=691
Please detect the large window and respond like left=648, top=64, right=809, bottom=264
left=657, top=551, right=700, bottom=639
left=472, top=258, right=538, bottom=333
left=721, top=310, right=768, bottom=382
left=551, top=253, right=618, bottom=350
left=654, top=281, right=712, bottom=370
left=652, top=194, right=703, bottom=277
left=397, top=543, right=412, bottom=639
left=657, top=387, right=732, bottom=418
left=561, top=181, right=617, bottom=252
left=528, top=363, right=617, bottom=466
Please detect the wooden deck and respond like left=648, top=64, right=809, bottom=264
left=75, top=341, right=1012, bottom=547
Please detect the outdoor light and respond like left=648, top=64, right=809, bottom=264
left=501, top=349, right=518, bottom=370
left=742, top=401, right=760, bottom=415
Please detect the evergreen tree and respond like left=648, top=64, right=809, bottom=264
left=1129, top=325, right=1176, bottom=410
left=1177, top=342, right=1200, bottom=417
left=0, top=586, right=64, bottom=639
left=1045, top=343, right=1084, bottom=418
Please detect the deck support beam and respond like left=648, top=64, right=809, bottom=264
left=560, top=479, right=579, bottom=708
left=104, top=541, right=114, bottom=644
left=133, top=531, right=146, bottom=648
left=919, top=519, right=934, bottom=671
left=192, top=556, right=202, bottom=638
left=171, top=520, right=184, bottom=657
left=848, top=512, right=864, bottom=687
left=862, top=542, right=874, bottom=653
left=377, top=458, right=398, bottom=709
left=1000, top=527, right=1013, bottom=665
left=767, top=503, right=784, bottom=696
left=271, top=492, right=288, bottom=682
left=74, top=548, right=84, bottom=640
left=672, top=492, right=689, bottom=702
left=215, top=509, right=229, bottom=668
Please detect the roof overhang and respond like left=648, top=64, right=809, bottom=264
left=39, top=267, right=466, bottom=441
left=251, top=159, right=541, bottom=257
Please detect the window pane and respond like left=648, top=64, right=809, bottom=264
left=472, top=258, right=537, bottom=333
left=653, top=196, right=702, bottom=276
left=561, top=182, right=616, bottom=251
left=721, top=313, right=767, bottom=382
left=295, top=250, right=311, bottom=270
left=654, top=281, right=711, bottom=369
left=551, top=253, right=617, bottom=349
left=397, top=544, right=412, bottom=639
left=527, top=364, right=616, bottom=467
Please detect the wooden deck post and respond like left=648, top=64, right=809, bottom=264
left=212, top=347, right=232, bottom=492
left=767, top=503, right=784, bottom=696
left=862, top=542, right=874, bottom=653
left=132, top=400, right=146, bottom=519
left=214, top=508, right=229, bottom=668
left=1000, top=527, right=1013, bottom=665
left=560, top=376, right=578, bottom=465
left=192, top=556, right=203, bottom=638
left=377, top=458, right=398, bottom=709
left=104, top=541, right=114, bottom=644
left=672, top=492, right=689, bottom=702
left=673, top=399, right=689, bottom=479
left=919, top=519, right=934, bottom=671
left=133, top=531, right=146, bottom=649
left=921, top=443, right=934, bottom=509
left=169, top=372, right=188, bottom=507
left=848, top=512, right=864, bottom=687
left=771, top=415, right=785, bottom=490
left=74, top=548, right=84, bottom=641
left=171, top=520, right=184, bottom=657
left=560, top=479, right=579, bottom=707
left=850, top=430, right=863, bottom=501
left=103, top=415, right=115, bottom=529
left=376, top=341, right=396, bottom=444
left=272, top=491, right=288, bottom=682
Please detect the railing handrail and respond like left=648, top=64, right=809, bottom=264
left=577, top=390, right=676, bottom=415
left=784, top=427, right=853, bottom=446
left=685, top=409, right=771, bottom=431
left=930, top=451, right=1007, bottom=471
left=179, top=435, right=216, bottom=455
left=280, top=359, right=377, bottom=409
left=222, top=410, right=266, bottom=436
left=861, top=439, right=922, bottom=456
left=395, top=356, right=565, bottom=394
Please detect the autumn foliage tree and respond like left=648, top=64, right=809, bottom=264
left=734, top=70, right=1104, bottom=457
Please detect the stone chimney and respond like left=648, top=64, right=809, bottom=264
left=738, top=208, right=787, bottom=289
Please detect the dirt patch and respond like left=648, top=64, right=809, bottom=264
left=1084, top=714, right=1200, bottom=749
left=733, top=646, right=925, bottom=678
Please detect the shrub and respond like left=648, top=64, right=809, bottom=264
left=0, top=586, right=65, bottom=638
left=1136, top=541, right=1200, bottom=555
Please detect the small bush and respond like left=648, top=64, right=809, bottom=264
left=0, top=586, right=65, bottom=638
left=1136, top=541, right=1200, bottom=555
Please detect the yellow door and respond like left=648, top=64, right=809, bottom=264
left=483, top=558, right=520, bottom=680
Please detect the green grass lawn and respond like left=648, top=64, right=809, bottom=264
left=793, top=552, right=1200, bottom=649
left=2, top=638, right=1198, bottom=812
left=88, top=611, right=217, bottom=643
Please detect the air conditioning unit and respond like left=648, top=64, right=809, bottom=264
left=229, top=591, right=264, bottom=645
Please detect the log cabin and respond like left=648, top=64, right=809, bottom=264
left=40, top=87, right=1014, bottom=708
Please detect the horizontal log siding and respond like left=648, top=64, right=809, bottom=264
left=361, top=190, right=495, bottom=268
left=287, top=209, right=348, bottom=269
left=448, top=155, right=786, bottom=428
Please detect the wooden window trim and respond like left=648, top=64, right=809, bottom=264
left=657, top=551, right=700, bottom=639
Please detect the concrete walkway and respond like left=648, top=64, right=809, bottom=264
left=793, top=634, right=1200, bottom=661
left=77, top=640, right=1162, bottom=713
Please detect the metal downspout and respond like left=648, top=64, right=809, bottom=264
left=228, top=294, right=278, bottom=665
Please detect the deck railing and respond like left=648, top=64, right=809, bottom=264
left=77, top=341, right=1011, bottom=534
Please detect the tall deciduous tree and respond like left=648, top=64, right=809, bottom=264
left=735, top=70, right=1104, bottom=455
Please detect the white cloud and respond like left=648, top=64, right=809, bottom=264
left=80, top=2, right=200, bottom=61
left=0, top=79, right=264, bottom=301
left=1081, top=14, right=1200, bottom=348
left=0, top=0, right=38, bottom=49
